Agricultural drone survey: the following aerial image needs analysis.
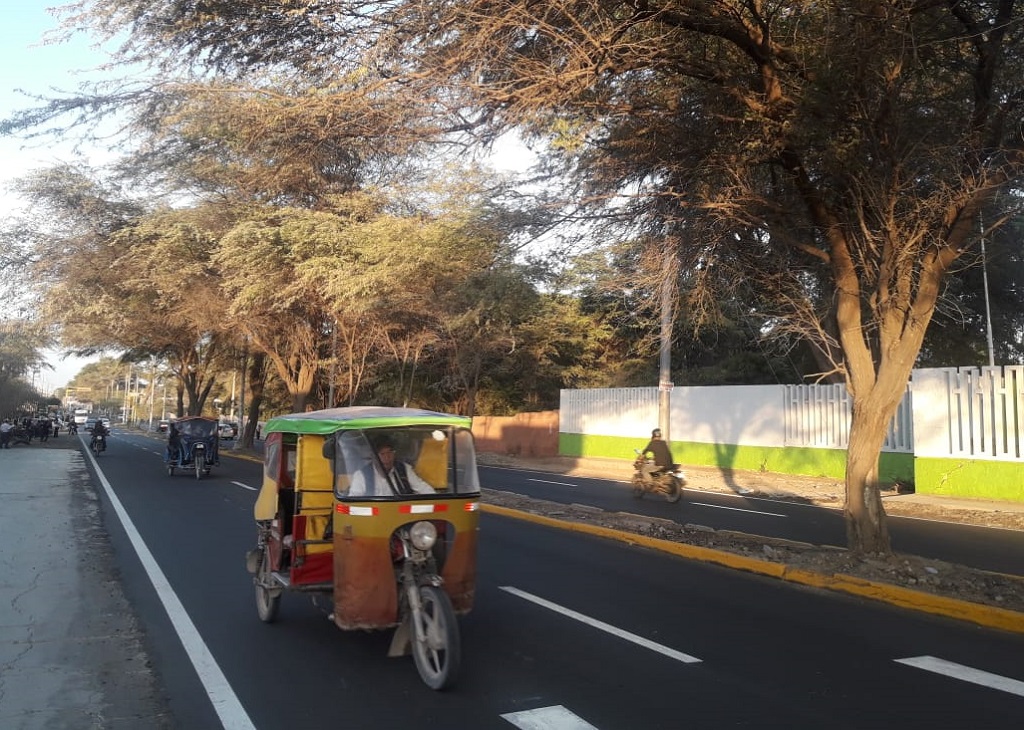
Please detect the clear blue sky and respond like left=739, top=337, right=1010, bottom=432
left=1, top=2, right=112, bottom=390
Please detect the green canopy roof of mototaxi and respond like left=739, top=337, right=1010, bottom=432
left=264, top=406, right=472, bottom=436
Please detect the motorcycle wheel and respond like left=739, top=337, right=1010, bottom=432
left=255, top=545, right=281, bottom=623
left=664, top=475, right=683, bottom=504
left=631, top=478, right=645, bottom=498
left=167, top=465, right=174, bottom=476
left=411, top=585, right=460, bottom=691
left=195, top=452, right=205, bottom=480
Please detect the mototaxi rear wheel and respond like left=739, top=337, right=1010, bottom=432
left=411, top=585, right=460, bottom=690
left=255, top=544, right=281, bottom=623
left=195, top=452, right=205, bottom=480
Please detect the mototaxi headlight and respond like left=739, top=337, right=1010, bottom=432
left=409, top=521, right=437, bottom=551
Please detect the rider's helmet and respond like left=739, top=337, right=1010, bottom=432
left=652, top=428, right=662, bottom=438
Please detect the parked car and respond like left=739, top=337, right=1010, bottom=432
left=218, top=422, right=238, bottom=440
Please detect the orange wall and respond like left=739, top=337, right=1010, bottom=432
left=472, top=411, right=559, bottom=457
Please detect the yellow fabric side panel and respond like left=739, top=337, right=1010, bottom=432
left=303, top=515, right=332, bottom=553
left=254, top=475, right=279, bottom=520
left=415, top=438, right=447, bottom=489
left=296, top=434, right=333, bottom=492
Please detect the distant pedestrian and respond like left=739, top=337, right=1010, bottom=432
left=0, top=419, right=13, bottom=449
left=255, top=422, right=262, bottom=440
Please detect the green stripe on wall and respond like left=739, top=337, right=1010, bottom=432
left=558, top=433, right=914, bottom=484
left=914, top=458, right=1024, bottom=501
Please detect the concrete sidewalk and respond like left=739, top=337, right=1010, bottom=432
left=0, top=444, right=172, bottom=729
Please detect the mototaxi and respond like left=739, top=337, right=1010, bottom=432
left=247, top=406, right=480, bottom=690
left=165, top=416, right=220, bottom=478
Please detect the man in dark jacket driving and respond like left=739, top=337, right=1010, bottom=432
left=640, top=427, right=675, bottom=482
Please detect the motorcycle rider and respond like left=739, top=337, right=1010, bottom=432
left=90, top=419, right=108, bottom=451
left=640, top=427, right=676, bottom=483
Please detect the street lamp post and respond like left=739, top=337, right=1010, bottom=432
left=235, top=342, right=248, bottom=450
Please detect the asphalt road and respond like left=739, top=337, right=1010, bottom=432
left=477, top=464, right=1024, bottom=577
left=83, top=430, right=1024, bottom=729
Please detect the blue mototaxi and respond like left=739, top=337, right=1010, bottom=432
left=165, top=416, right=220, bottom=479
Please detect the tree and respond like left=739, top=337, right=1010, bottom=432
left=12, top=1, right=1024, bottom=553
left=215, top=206, right=349, bottom=412
left=375, top=1, right=1024, bottom=554
left=0, top=319, right=47, bottom=415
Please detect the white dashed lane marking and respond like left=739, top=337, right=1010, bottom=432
left=896, top=656, right=1024, bottom=697
left=500, top=586, right=701, bottom=664
left=502, top=705, right=598, bottom=729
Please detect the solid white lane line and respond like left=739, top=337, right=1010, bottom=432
left=501, top=705, right=599, bottom=729
left=500, top=586, right=701, bottom=664
left=528, top=478, right=578, bottom=487
left=232, top=481, right=257, bottom=491
left=689, top=502, right=786, bottom=517
left=83, top=448, right=256, bottom=729
left=895, top=656, right=1024, bottom=697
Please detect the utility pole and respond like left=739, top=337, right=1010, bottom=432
left=658, top=245, right=676, bottom=441
left=328, top=321, right=337, bottom=409
left=980, top=216, right=996, bottom=368
left=235, top=341, right=247, bottom=449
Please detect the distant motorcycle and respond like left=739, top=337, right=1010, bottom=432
left=90, top=433, right=106, bottom=455
left=632, top=449, right=685, bottom=503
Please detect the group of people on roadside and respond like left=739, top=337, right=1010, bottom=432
left=0, top=417, right=61, bottom=448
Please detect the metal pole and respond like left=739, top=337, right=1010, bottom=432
left=658, top=246, right=675, bottom=441
left=328, top=320, right=337, bottom=408
left=979, top=216, right=996, bottom=368
left=147, top=358, right=154, bottom=427
left=235, top=343, right=247, bottom=450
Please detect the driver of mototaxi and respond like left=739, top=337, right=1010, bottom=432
left=348, top=437, right=435, bottom=497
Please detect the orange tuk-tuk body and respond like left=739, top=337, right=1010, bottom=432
left=250, top=406, right=480, bottom=689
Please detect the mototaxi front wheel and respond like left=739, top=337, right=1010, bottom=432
left=411, top=585, right=460, bottom=690
left=255, top=545, right=281, bottom=623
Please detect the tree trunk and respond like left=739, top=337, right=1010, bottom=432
left=844, top=406, right=891, bottom=554
left=240, top=353, right=267, bottom=448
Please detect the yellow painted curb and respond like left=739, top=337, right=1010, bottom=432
left=481, top=503, right=1024, bottom=635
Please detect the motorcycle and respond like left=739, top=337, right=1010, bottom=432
left=632, top=449, right=685, bottom=503
left=247, top=406, right=480, bottom=690
left=90, top=433, right=106, bottom=455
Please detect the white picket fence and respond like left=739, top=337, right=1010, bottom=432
left=913, top=366, right=1024, bottom=461
left=561, top=365, right=1023, bottom=463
